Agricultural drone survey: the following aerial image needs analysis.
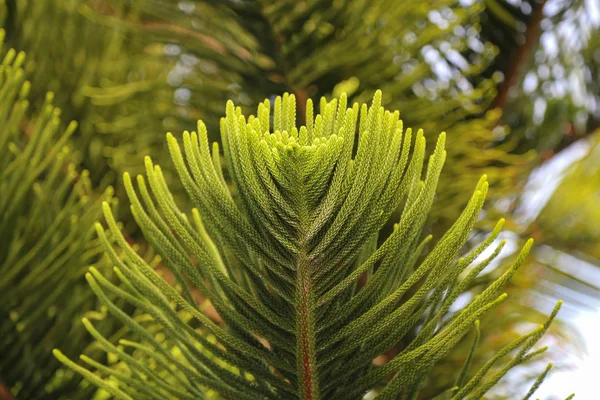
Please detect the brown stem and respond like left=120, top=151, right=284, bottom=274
left=0, top=383, right=14, bottom=400
left=493, top=0, right=547, bottom=110
left=294, top=89, right=309, bottom=125
left=296, top=252, right=318, bottom=399
left=538, top=121, right=600, bottom=164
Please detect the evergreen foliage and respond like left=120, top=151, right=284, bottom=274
left=2, top=0, right=135, bottom=177
left=4, top=0, right=531, bottom=228
left=56, top=92, right=567, bottom=399
left=0, top=33, right=118, bottom=399
left=1, top=1, right=597, bottom=398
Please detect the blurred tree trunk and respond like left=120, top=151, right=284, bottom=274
left=493, top=0, right=546, bottom=110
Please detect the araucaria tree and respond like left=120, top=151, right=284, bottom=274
left=56, top=91, right=566, bottom=399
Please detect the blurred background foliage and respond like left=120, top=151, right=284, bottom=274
left=0, top=0, right=599, bottom=399
left=0, top=27, right=125, bottom=399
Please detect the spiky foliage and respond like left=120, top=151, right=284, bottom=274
left=3, top=0, right=534, bottom=229
left=56, top=92, right=566, bottom=399
left=0, top=33, right=118, bottom=399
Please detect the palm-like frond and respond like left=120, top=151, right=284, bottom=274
left=56, top=92, right=564, bottom=399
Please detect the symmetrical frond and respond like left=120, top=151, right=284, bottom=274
left=57, top=92, right=562, bottom=399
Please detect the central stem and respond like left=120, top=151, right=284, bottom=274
left=297, top=250, right=318, bottom=399
left=295, top=155, right=318, bottom=399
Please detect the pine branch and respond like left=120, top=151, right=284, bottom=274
left=55, top=91, right=563, bottom=399
left=0, top=30, right=120, bottom=399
